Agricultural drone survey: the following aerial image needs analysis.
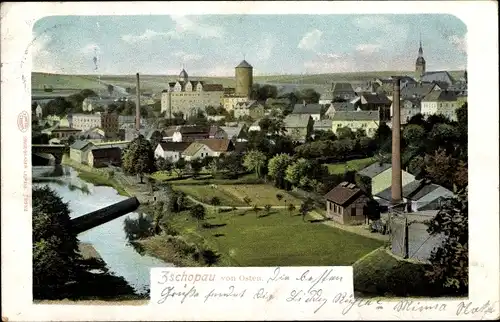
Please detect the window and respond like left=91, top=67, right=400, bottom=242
left=351, top=207, right=356, bottom=217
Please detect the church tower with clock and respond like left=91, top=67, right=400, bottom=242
left=235, top=59, right=253, bottom=99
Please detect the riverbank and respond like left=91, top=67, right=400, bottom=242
left=62, top=156, right=130, bottom=197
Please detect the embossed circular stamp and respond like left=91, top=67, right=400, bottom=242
left=17, top=111, right=29, bottom=132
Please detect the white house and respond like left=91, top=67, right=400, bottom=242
left=421, top=90, right=460, bottom=121
left=154, top=142, right=191, bottom=162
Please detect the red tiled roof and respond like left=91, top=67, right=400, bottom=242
left=324, top=182, right=364, bottom=206
left=196, top=138, right=234, bottom=152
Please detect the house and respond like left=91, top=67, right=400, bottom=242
left=324, top=182, right=374, bottom=225
left=69, top=140, right=96, bottom=164
left=182, top=139, right=235, bottom=161
left=390, top=98, right=421, bottom=125
left=71, top=113, right=102, bottom=131
left=209, top=125, right=229, bottom=139
left=421, top=71, right=455, bottom=88
left=283, top=114, right=313, bottom=143
left=332, top=82, right=357, bottom=101
left=233, top=100, right=265, bottom=119
left=318, top=91, right=334, bottom=105
left=118, top=115, right=146, bottom=127
left=100, top=112, right=119, bottom=138
left=358, top=92, right=392, bottom=121
left=170, top=125, right=210, bottom=142
left=375, top=179, right=455, bottom=212
left=400, top=82, right=440, bottom=100
left=357, top=162, right=416, bottom=196
left=248, top=120, right=261, bottom=132
left=154, top=142, right=191, bottom=162
left=50, top=126, right=82, bottom=140
left=79, top=127, right=106, bottom=142
left=421, top=90, right=460, bottom=121
left=291, top=102, right=322, bottom=121
left=87, top=147, right=122, bottom=168
left=324, top=102, right=358, bottom=119
left=220, top=124, right=248, bottom=142
left=331, top=111, right=380, bottom=137
left=313, top=119, right=333, bottom=132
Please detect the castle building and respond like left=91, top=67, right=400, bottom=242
left=161, top=69, right=224, bottom=119
left=415, top=39, right=426, bottom=81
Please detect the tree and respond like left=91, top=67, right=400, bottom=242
left=252, top=205, right=261, bottom=217
left=107, top=84, right=114, bottom=96
left=190, top=204, right=206, bottom=227
left=243, top=197, right=252, bottom=207
left=296, top=88, right=320, bottom=104
left=299, top=198, right=314, bottom=222
left=205, top=105, right=218, bottom=116
left=121, top=135, right=156, bottom=183
left=67, top=135, right=76, bottom=145
left=210, top=197, right=221, bottom=214
left=190, top=159, right=203, bottom=178
left=45, top=97, right=72, bottom=116
left=150, top=131, right=163, bottom=152
left=267, top=154, right=293, bottom=189
left=32, top=186, right=80, bottom=297
left=264, top=204, right=272, bottom=216
left=156, top=157, right=173, bottom=175
left=403, top=124, right=426, bottom=144
left=454, top=160, right=468, bottom=191
left=173, top=158, right=187, bottom=178
left=275, top=193, right=283, bottom=204
left=243, top=150, right=267, bottom=178
left=424, top=149, right=457, bottom=191
left=337, top=127, right=355, bottom=140
left=285, top=158, right=328, bottom=191
left=426, top=192, right=468, bottom=294
left=374, top=123, right=392, bottom=152
left=219, top=153, right=245, bottom=177
left=287, top=203, right=296, bottom=217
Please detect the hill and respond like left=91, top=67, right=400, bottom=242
left=32, top=70, right=465, bottom=94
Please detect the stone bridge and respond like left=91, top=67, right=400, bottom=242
left=32, top=144, right=69, bottom=165
left=71, top=197, right=140, bottom=234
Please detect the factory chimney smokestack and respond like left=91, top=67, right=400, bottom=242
left=135, top=73, right=141, bottom=132
left=391, top=76, right=402, bottom=204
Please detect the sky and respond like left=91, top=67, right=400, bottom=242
left=31, top=14, right=467, bottom=76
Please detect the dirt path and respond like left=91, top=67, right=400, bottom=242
left=184, top=195, right=290, bottom=210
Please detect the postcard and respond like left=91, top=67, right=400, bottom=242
left=1, top=1, right=499, bottom=321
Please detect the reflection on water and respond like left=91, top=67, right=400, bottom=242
left=33, top=166, right=173, bottom=295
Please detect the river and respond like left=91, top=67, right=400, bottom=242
left=32, top=166, right=173, bottom=295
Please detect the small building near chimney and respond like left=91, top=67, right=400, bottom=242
left=87, top=147, right=122, bottom=168
left=357, top=162, right=416, bottom=196
left=324, top=182, right=375, bottom=225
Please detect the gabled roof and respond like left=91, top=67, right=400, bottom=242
left=360, top=92, right=392, bottom=105
left=421, top=71, right=456, bottom=85
left=182, top=142, right=206, bottom=156
left=158, top=142, right=191, bottom=152
left=333, top=82, right=355, bottom=94
left=357, top=162, right=391, bottom=178
left=90, top=147, right=121, bottom=159
left=292, top=103, right=322, bottom=115
left=284, top=114, right=312, bottom=128
left=324, top=182, right=364, bottom=206
left=400, top=82, right=437, bottom=99
left=70, top=140, right=93, bottom=150
left=220, top=125, right=245, bottom=139
left=196, top=139, right=234, bottom=152
left=422, top=90, right=458, bottom=102
left=209, top=125, right=224, bottom=137
left=332, top=110, right=379, bottom=121
left=328, top=102, right=356, bottom=113
left=236, top=60, right=253, bottom=68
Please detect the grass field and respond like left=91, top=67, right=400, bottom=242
left=173, top=183, right=302, bottom=206
left=352, top=247, right=445, bottom=297
left=326, top=157, right=377, bottom=175
left=174, top=184, right=247, bottom=206
left=167, top=209, right=383, bottom=266
left=32, top=70, right=465, bottom=93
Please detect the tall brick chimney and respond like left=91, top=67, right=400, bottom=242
left=391, top=76, right=402, bottom=204
left=135, top=73, right=141, bottom=132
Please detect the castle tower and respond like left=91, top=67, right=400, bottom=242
left=415, top=37, right=426, bottom=81
left=235, top=60, right=253, bottom=98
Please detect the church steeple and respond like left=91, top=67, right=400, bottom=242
left=415, top=34, right=426, bottom=81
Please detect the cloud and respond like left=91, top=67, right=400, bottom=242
left=256, top=35, right=275, bottom=61
left=121, top=29, right=174, bottom=44
left=172, top=51, right=203, bottom=62
left=81, top=43, right=101, bottom=55
left=31, top=33, right=60, bottom=73
left=298, top=29, right=323, bottom=51
left=170, top=15, right=224, bottom=39
left=355, top=43, right=382, bottom=55
left=448, top=32, right=467, bottom=54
